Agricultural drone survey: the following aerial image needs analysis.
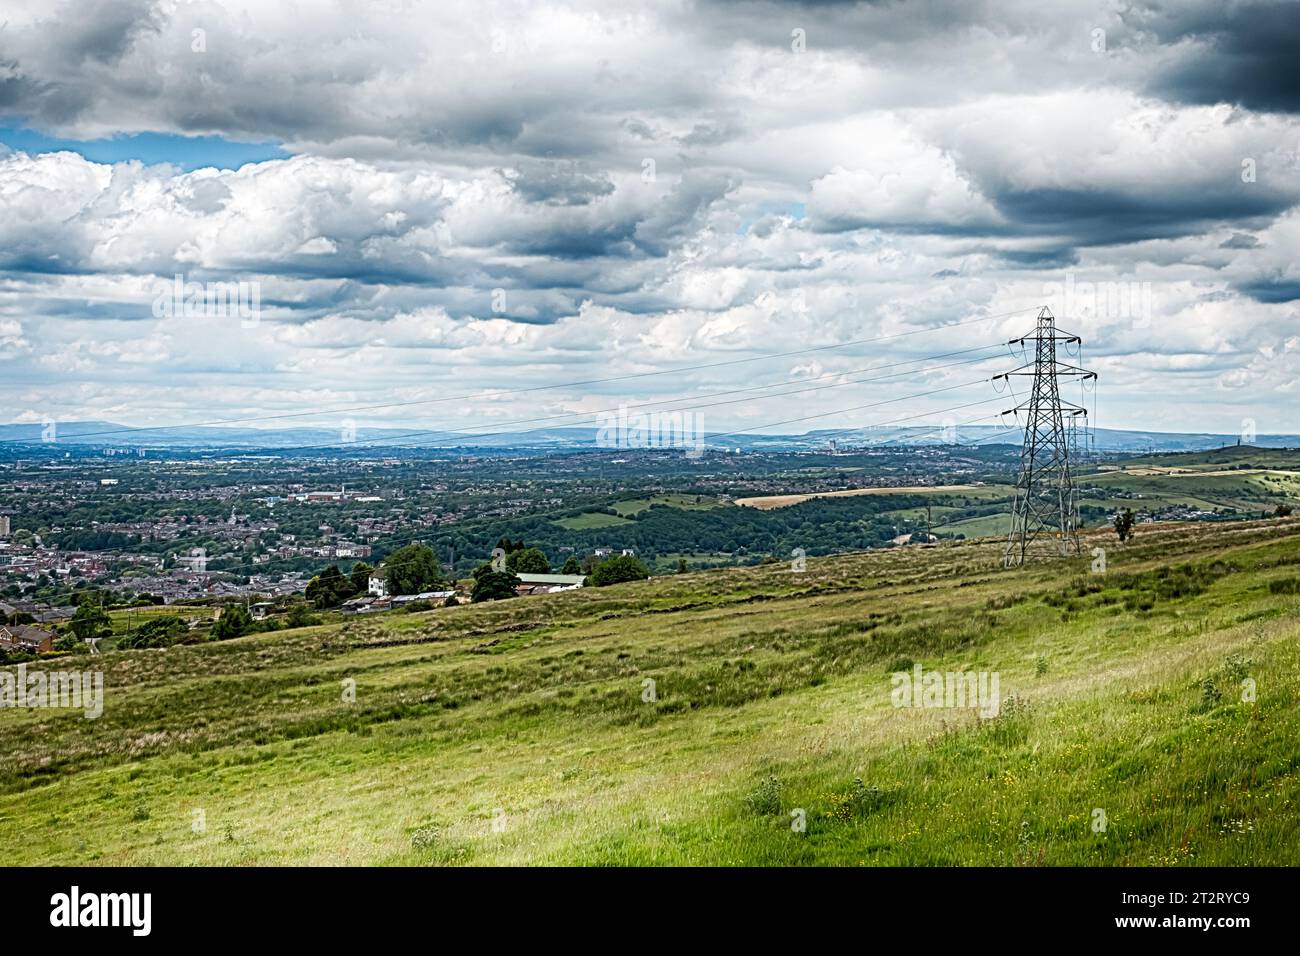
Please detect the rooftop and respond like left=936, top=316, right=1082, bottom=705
left=516, top=573, right=586, bottom=586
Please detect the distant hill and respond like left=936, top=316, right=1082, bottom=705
left=804, top=425, right=1300, bottom=453
left=0, top=420, right=1294, bottom=454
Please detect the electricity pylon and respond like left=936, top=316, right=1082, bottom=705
left=994, top=307, right=1096, bottom=567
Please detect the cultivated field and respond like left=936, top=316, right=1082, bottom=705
left=735, top=484, right=983, bottom=510
left=3, top=519, right=1299, bottom=865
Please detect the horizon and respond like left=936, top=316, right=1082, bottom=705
left=0, top=1, right=1297, bottom=436
left=0, top=418, right=1294, bottom=439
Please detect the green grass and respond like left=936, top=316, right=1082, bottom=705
left=930, top=514, right=1010, bottom=539
left=1081, top=446, right=1300, bottom=515
left=3, top=519, right=1299, bottom=865
left=105, top=604, right=210, bottom=636
left=1109, top=445, right=1300, bottom=472
left=610, top=493, right=725, bottom=516
left=552, top=511, right=634, bottom=530
left=554, top=494, right=724, bottom=530
left=1087, top=471, right=1300, bottom=511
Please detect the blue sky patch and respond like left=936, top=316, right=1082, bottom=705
left=0, top=128, right=290, bottom=171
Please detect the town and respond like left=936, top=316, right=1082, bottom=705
left=2, top=438, right=1294, bottom=658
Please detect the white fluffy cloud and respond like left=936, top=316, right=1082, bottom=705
left=0, top=0, right=1297, bottom=434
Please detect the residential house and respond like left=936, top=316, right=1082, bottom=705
left=0, top=624, right=56, bottom=654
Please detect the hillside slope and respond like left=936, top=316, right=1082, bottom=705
left=3, top=520, right=1299, bottom=865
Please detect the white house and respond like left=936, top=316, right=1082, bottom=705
left=368, top=568, right=388, bottom=598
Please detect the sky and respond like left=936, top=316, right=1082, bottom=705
left=0, top=0, right=1298, bottom=440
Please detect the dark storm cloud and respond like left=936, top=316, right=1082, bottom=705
left=989, top=184, right=1291, bottom=247
left=0, top=0, right=162, bottom=125
left=61, top=0, right=160, bottom=65
left=0, top=69, right=43, bottom=112
left=1235, top=278, right=1300, bottom=303
left=632, top=171, right=738, bottom=256
left=994, top=247, right=1080, bottom=269
left=1127, top=0, right=1300, bottom=113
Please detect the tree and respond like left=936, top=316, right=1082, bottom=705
left=1275, top=503, right=1294, bottom=518
left=676, top=558, right=688, bottom=574
left=349, top=561, right=374, bottom=594
left=385, top=543, right=442, bottom=595
left=561, top=555, right=582, bottom=575
left=506, top=547, right=550, bottom=574
left=588, top=555, right=650, bottom=587
left=119, top=615, right=187, bottom=650
left=285, top=603, right=320, bottom=628
left=471, top=570, right=520, bottom=602
left=54, top=632, right=82, bottom=652
left=68, top=598, right=112, bottom=642
left=1113, top=508, right=1136, bottom=543
left=213, top=604, right=253, bottom=641
left=305, top=564, right=356, bottom=609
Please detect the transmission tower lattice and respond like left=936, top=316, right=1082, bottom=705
left=995, top=307, right=1097, bottom=567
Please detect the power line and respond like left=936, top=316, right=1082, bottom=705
left=1000, top=307, right=1097, bottom=566
left=683, top=390, right=1005, bottom=448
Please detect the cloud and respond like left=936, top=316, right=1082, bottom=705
left=0, top=0, right=1297, bottom=433
left=1126, top=0, right=1300, bottom=114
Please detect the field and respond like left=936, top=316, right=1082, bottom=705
left=1085, top=471, right=1300, bottom=512
left=928, top=513, right=1011, bottom=539
left=735, top=484, right=982, bottom=510
left=610, top=493, right=725, bottom=516
left=551, top=511, right=633, bottom=530
left=4, top=517, right=1299, bottom=865
left=1080, top=446, right=1300, bottom=513
left=106, top=604, right=211, bottom=636
left=1106, top=446, right=1300, bottom=472
left=553, top=495, right=725, bottom=530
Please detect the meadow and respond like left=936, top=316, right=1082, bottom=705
left=2, top=518, right=1298, bottom=865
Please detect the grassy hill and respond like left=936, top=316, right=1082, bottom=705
left=922, top=447, right=1300, bottom=538
left=3, top=519, right=1299, bottom=865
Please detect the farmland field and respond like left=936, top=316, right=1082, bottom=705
left=551, top=511, right=634, bottom=530
left=735, top=484, right=983, bottom=510
left=4, top=518, right=1299, bottom=866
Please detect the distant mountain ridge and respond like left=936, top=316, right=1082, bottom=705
left=0, top=420, right=1294, bottom=453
